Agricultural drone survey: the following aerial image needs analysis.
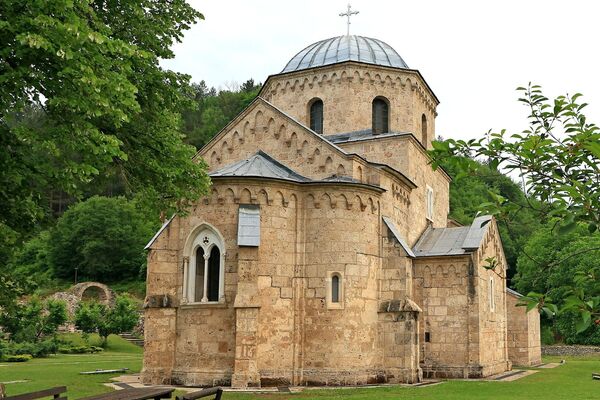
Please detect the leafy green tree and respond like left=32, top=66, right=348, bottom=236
left=182, top=80, right=261, bottom=149
left=0, top=296, right=67, bottom=342
left=430, top=84, right=600, bottom=331
left=74, top=296, right=139, bottom=346
left=513, top=226, right=600, bottom=342
left=48, top=196, right=156, bottom=282
left=440, top=157, right=540, bottom=277
left=0, top=0, right=210, bottom=239
left=6, top=231, right=53, bottom=291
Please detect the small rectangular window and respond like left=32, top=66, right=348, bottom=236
left=426, top=186, right=434, bottom=221
left=238, top=205, right=260, bottom=246
left=425, top=332, right=431, bottom=342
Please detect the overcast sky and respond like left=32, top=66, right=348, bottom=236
left=162, top=0, right=600, bottom=141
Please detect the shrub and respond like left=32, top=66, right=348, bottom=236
left=6, top=354, right=32, bottom=362
left=57, top=344, right=105, bottom=354
left=7, top=339, right=58, bottom=358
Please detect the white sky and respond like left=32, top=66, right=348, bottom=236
left=163, top=0, right=600, bottom=141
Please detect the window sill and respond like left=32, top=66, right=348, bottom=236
left=179, top=301, right=228, bottom=309
left=327, top=303, right=344, bottom=310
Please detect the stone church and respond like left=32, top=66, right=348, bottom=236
left=142, top=34, right=541, bottom=387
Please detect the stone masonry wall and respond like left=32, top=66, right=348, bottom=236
left=413, top=256, right=477, bottom=378
left=261, top=62, right=438, bottom=149
left=473, top=220, right=511, bottom=376
left=507, top=292, right=542, bottom=366
left=338, top=136, right=450, bottom=245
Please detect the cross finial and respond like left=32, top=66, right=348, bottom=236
left=339, top=4, right=359, bottom=36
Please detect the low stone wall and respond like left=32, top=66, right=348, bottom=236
left=542, top=345, right=600, bottom=356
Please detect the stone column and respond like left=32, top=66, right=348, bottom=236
left=201, top=253, right=209, bottom=303
left=181, top=257, right=189, bottom=304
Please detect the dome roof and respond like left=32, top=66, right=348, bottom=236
left=282, top=35, right=408, bottom=73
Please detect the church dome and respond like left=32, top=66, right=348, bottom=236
left=282, top=35, right=409, bottom=73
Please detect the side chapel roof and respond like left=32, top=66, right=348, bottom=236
left=412, top=215, right=493, bottom=257
left=210, top=150, right=384, bottom=192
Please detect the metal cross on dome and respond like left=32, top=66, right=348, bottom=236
left=339, top=4, right=359, bottom=36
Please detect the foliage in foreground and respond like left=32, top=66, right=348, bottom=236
left=513, top=226, right=600, bottom=343
left=439, top=156, right=540, bottom=279
left=430, top=84, right=600, bottom=332
left=0, top=0, right=210, bottom=253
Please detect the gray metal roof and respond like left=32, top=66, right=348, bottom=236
left=326, top=129, right=411, bottom=144
left=413, top=215, right=493, bottom=257
left=506, top=287, right=524, bottom=298
left=210, top=151, right=310, bottom=183
left=383, top=217, right=415, bottom=257
left=282, top=35, right=409, bottom=73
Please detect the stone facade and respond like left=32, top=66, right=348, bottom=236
left=507, top=290, right=542, bottom=366
left=141, top=35, right=539, bottom=387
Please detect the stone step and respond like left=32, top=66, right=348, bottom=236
left=118, top=333, right=144, bottom=347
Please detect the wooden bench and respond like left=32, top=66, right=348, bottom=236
left=79, top=388, right=174, bottom=400
left=2, top=386, right=67, bottom=400
left=175, top=387, right=222, bottom=400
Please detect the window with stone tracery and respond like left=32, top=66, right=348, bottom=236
left=184, top=225, right=225, bottom=304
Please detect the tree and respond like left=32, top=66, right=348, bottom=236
left=440, top=156, right=541, bottom=278
left=0, top=296, right=67, bottom=342
left=74, top=296, right=139, bottom=346
left=48, top=196, right=156, bottom=282
left=513, top=226, right=600, bottom=343
left=0, top=0, right=210, bottom=240
left=182, top=80, right=261, bottom=149
left=429, top=84, right=600, bottom=331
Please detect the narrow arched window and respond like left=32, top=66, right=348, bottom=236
left=331, top=275, right=340, bottom=303
left=310, top=99, right=324, bottom=134
left=207, top=246, right=221, bottom=301
left=421, top=114, right=428, bottom=146
left=372, top=97, right=389, bottom=134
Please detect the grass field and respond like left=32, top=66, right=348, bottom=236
left=2, top=338, right=599, bottom=400
left=0, top=334, right=143, bottom=399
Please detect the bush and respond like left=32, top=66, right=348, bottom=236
left=57, top=344, right=105, bottom=354
left=7, top=339, right=58, bottom=358
left=554, top=312, right=600, bottom=345
left=5, top=354, right=32, bottom=362
left=541, top=324, right=556, bottom=345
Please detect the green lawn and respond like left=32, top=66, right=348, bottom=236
left=226, top=356, right=600, bottom=400
left=0, top=334, right=143, bottom=399
left=2, top=340, right=599, bottom=400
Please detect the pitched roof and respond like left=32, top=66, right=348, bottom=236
left=382, top=216, right=415, bottom=257
left=326, top=129, right=412, bottom=144
left=210, top=150, right=309, bottom=183
left=412, top=215, right=493, bottom=257
left=506, top=287, right=524, bottom=298
left=210, top=151, right=385, bottom=193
